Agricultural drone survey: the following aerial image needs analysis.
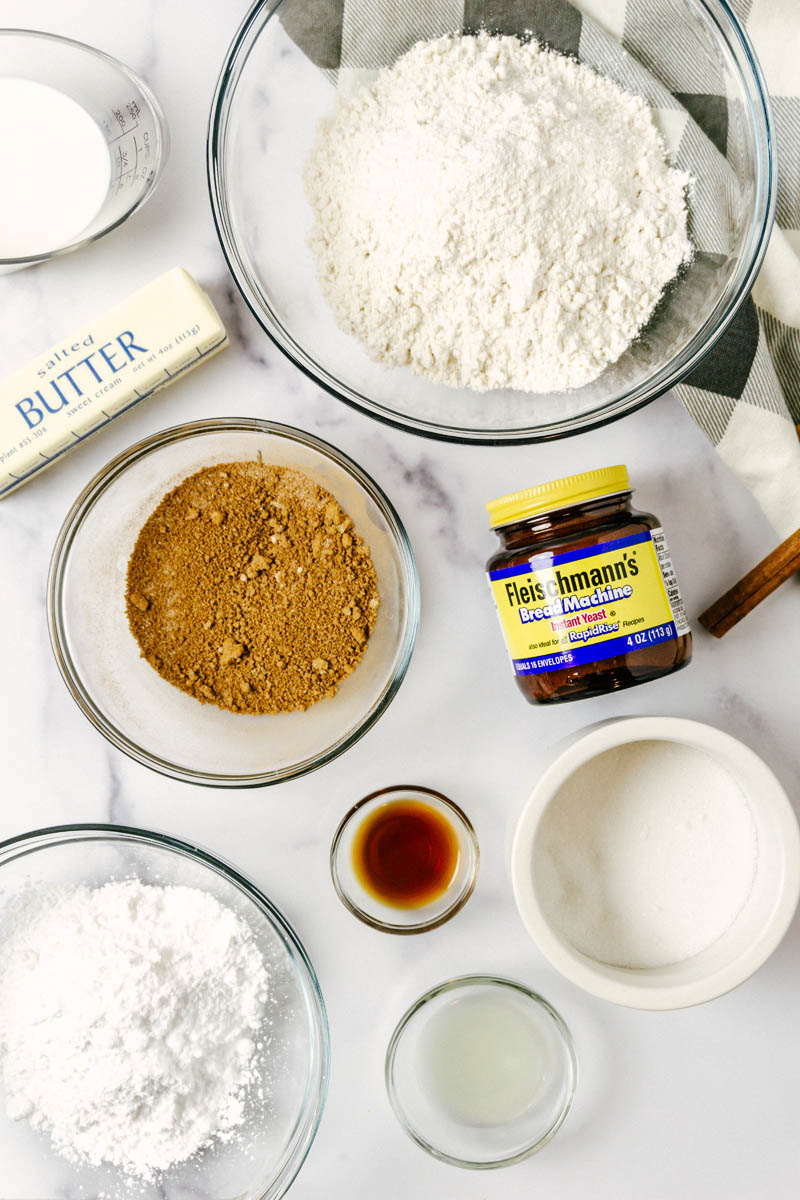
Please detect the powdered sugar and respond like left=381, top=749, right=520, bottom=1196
left=305, top=32, right=692, bottom=393
left=0, top=881, right=270, bottom=1179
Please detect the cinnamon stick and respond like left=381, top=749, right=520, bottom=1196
left=699, top=527, right=800, bottom=637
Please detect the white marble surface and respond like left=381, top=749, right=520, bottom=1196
left=1, top=2, right=800, bottom=1197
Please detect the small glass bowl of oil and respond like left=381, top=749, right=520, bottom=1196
left=330, top=785, right=479, bottom=933
left=385, top=975, right=576, bottom=1168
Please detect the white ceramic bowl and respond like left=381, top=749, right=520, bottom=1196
left=510, top=717, right=800, bottom=1010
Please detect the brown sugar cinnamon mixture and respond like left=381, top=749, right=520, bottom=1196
left=125, top=461, right=380, bottom=714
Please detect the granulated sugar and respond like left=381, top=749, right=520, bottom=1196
left=0, top=881, right=270, bottom=1178
left=305, top=32, right=692, bottom=393
left=534, top=741, right=758, bottom=968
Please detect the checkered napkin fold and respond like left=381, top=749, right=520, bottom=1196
left=284, top=0, right=800, bottom=541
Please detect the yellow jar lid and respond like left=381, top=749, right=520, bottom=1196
left=486, top=465, right=631, bottom=528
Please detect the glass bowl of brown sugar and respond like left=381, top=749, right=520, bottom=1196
left=47, top=418, right=419, bottom=787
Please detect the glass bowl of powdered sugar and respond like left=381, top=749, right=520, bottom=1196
left=0, top=824, right=329, bottom=1199
left=208, top=0, right=774, bottom=443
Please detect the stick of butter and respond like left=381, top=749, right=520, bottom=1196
left=0, top=268, right=228, bottom=498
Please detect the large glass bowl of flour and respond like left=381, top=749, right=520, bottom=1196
left=0, top=824, right=329, bottom=1200
left=209, top=0, right=774, bottom=442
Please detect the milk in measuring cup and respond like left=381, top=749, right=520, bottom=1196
left=0, top=77, right=111, bottom=258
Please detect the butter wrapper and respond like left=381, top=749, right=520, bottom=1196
left=0, top=268, right=228, bottom=498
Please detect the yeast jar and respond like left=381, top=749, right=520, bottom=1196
left=485, top=466, right=692, bottom=705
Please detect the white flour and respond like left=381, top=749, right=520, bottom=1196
left=534, top=741, right=758, bottom=969
left=305, top=33, right=692, bottom=393
left=0, top=881, right=269, bottom=1178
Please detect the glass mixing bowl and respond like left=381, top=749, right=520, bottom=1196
left=330, top=785, right=480, bottom=934
left=208, top=0, right=775, bottom=443
left=0, top=824, right=329, bottom=1200
left=48, top=419, right=419, bottom=787
left=385, top=976, right=576, bottom=1168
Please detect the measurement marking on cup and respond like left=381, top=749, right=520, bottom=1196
left=112, top=135, right=141, bottom=190
left=109, top=122, right=139, bottom=142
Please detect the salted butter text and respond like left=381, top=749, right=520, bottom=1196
left=15, top=330, right=148, bottom=429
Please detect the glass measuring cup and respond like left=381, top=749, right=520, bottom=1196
left=0, top=29, right=169, bottom=272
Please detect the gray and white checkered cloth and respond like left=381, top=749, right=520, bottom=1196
left=284, top=0, right=800, bottom=538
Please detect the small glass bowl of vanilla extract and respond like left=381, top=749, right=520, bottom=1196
left=330, top=786, right=479, bottom=933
